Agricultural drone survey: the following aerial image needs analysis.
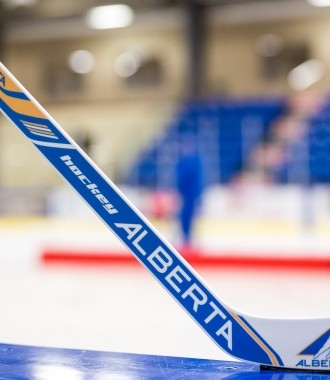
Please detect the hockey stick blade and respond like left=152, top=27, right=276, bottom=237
left=0, top=63, right=329, bottom=371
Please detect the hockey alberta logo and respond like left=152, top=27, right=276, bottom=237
left=296, top=329, right=330, bottom=369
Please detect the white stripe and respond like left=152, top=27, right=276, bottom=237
left=24, top=124, right=52, bottom=132
left=30, top=139, right=76, bottom=149
left=22, top=121, right=50, bottom=129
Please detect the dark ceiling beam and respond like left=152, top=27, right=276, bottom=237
left=184, top=0, right=206, bottom=98
left=194, top=0, right=275, bottom=5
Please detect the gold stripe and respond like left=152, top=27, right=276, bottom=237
left=230, top=311, right=280, bottom=366
left=1, top=90, right=45, bottom=119
left=1, top=73, right=45, bottom=118
left=2, top=74, right=22, bottom=93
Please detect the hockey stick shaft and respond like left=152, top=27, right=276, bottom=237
left=2, top=63, right=328, bottom=371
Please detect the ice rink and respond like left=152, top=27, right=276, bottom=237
left=0, top=214, right=329, bottom=362
left=2, top=0, right=330, bottom=377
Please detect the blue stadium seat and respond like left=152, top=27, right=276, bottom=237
left=125, top=98, right=285, bottom=187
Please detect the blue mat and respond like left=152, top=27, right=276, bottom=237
left=0, top=343, right=328, bottom=379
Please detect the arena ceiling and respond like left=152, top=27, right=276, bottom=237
left=0, top=0, right=328, bottom=43
left=0, top=0, right=322, bottom=21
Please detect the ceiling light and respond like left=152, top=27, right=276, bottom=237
left=113, top=51, right=143, bottom=78
left=288, top=59, right=324, bottom=91
left=68, top=50, right=95, bottom=74
left=2, top=0, right=38, bottom=8
left=86, top=4, right=134, bottom=30
left=306, top=0, right=330, bottom=7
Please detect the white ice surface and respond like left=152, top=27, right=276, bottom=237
left=0, top=217, right=329, bottom=361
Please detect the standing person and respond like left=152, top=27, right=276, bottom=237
left=176, top=135, right=204, bottom=249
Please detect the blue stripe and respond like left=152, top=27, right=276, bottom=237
left=0, top=85, right=29, bottom=100
left=238, top=315, right=284, bottom=365
left=0, top=99, right=71, bottom=146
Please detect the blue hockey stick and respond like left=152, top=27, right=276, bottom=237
left=0, top=63, right=329, bottom=371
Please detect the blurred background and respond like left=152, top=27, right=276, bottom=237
left=0, top=0, right=329, bottom=363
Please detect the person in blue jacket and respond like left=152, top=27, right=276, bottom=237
left=176, top=135, right=204, bottom=248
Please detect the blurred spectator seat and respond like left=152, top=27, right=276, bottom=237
left=124, top=97, right=285, bottom=188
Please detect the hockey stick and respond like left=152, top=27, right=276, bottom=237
left=0, top=62, right=329, bottom=371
